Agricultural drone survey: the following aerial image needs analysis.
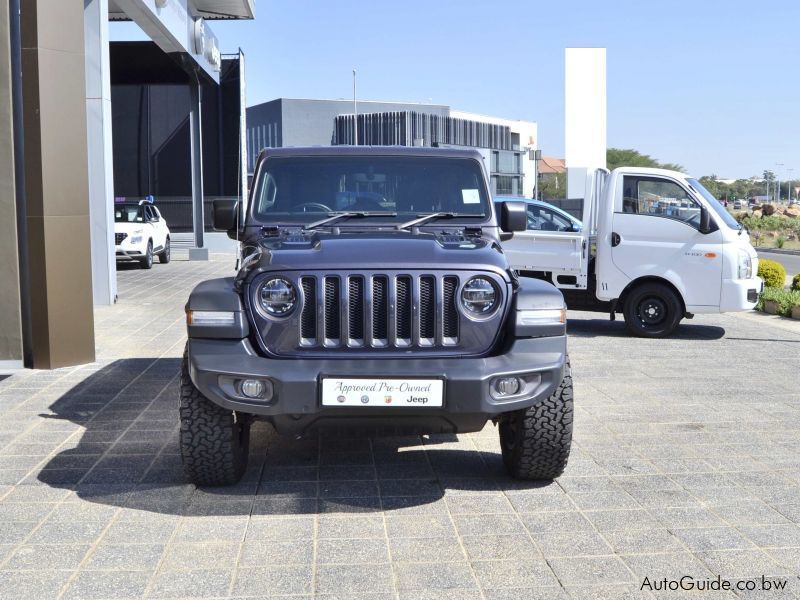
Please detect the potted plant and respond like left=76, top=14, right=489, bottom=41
left=763, top=299, right=780, bottom=315
left=791, top=297, right=800, bottom=320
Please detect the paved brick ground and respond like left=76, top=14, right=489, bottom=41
left=1, top=257, right=799, bottom=599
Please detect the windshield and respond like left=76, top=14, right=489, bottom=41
left=114, top=204, right=144, bottom=223
left=251, top=156, right=490, bottom=225
left=686, top=178, right=740, bottom=230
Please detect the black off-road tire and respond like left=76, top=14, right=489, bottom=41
left=140, top=240, right=154, bottom=269
left=179, top=349, right=250, bottom=485
left=158, top=237, right=171, bottom=264
left=499, top=359, right=573, bottom=480
left=622, top=282, right=682, bottom=338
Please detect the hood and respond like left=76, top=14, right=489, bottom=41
left=238, top=230, right=511, bottom=281
left=114, top=222, right=146, bottom=234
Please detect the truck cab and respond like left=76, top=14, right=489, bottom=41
left=501, top=167, right=762, bottom=337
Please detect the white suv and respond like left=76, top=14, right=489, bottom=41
left=114, top=201, right=171, bottom=268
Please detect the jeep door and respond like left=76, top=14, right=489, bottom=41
left=610, top=175, right=723, bottom=308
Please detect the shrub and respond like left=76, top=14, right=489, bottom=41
left=792, top=273, right=800, bottom=291
left=762, top=204, right=777, bottom=216
left=776, top=235, right=786, bottom=248
left=740, top=214, right=800, bottom=233
left=758, top=258, right=787, bottom=288
left=758, top=287, right=800, bottom=316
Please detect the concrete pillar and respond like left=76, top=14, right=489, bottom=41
left=565, top=48, right=607, bottom=200
left=85, top=0, right=116, bottom=305
left=189, top=74, right=208, bottom=260
left=0, top=2, right=24, bottom=370
left=20, top=0, right=95, bottom=368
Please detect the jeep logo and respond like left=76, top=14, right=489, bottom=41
left=407, top=396, right=429, bottom=404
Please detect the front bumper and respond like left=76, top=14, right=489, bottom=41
left=115, top=248, right=146, bottom=261
left=719, top=276, right=763, bottom=312
left=115, top=239, right=148, bottom=261
left=188, top=335, right=567, bottom=435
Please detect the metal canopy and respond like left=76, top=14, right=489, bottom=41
left=109, top=0, right=255, bottom=20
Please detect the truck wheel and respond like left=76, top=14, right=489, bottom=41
left=140, top=240, right=153, bottom=269
left=179, top=349, right=250, bottom=485
left=622, top=282, right=682, bottom=338
left=158, top=237, right=171, bottom=264
left=499, top=359, right=573, bottom=480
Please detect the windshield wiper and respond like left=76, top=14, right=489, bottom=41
left=396, top=212, right=485, bottom=231
left=303, top=211, right=397, bottom=230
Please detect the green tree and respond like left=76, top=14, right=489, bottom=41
left=606, top=148, right=684, bottom=172
left=538, top=172, right=566, bottom=200
left=699, top=174, right=720, bottom=198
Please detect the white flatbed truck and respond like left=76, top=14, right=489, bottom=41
left=500, top=167, right=763, bottom=337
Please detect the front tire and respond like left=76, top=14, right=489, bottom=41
left=622, top=282, right=682, bottom=338
left=158, top=237, right=171, bottom=264
left=499, top=359, right=573, bottom=480
left=140, top=240, right=153, bottom=269
left=179, top=348, right=250, bottom=485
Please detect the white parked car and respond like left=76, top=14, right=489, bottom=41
left=114, top=200, right=171, bottom=268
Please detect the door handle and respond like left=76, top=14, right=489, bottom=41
left=611, top=232, right=621, bottom=247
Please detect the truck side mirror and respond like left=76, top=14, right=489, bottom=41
left=213, top=199, right=239, bottom=235
left=699, top=206, right=714, bottom=234
left=499, top=201, right=527, bottom=233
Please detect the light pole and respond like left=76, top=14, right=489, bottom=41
left=352, top=69, right=358, bottom=146
left=787, top=168, right=794, bottom=202
left=775, top=162, right=784, bottom=202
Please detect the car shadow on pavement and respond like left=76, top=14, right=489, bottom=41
left=37, top=359, right=544, bottom=516
left=567, top=318, right=726, bottom=340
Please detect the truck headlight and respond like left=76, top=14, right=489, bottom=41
left=737, top=250, right=753, bottom=280
left=461, top=277, right=498, bottom=314
left=256, top=277, right=296, bottom=317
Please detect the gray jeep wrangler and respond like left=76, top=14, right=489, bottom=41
left=181, top=146, right=572, bottom=485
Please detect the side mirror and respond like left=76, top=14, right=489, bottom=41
left=699, top=207, right=712, bottom=234
left=213, top=199, right=239, bottom=235
left=499, top=201, right=527, bottom=233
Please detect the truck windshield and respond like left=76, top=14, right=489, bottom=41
left=686, top=178, right=741, bottom=230
left=251, top=156, right=490, bottom=225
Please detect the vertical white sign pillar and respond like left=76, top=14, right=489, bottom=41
left=85, top=0, right=117, bottom=304
left=565, top=48, right=606, bottom=200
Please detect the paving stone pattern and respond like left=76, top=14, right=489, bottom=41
left=0, top=257, right=799, bottom=598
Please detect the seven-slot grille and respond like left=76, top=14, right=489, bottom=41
left=115, top=232, right=127, bottom=245
left=299, top=274, right=461, bottom=349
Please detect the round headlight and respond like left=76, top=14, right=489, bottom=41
left=257, top=277, right=296, bottom=316
left=461, top=277, right=498, bottom=314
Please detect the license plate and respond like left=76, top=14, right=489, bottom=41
left=321, top=377, right=444, bottom=407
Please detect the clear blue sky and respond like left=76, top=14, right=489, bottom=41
left=111, top=0, right=800, bottom=180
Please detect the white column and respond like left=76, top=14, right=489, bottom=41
left=565, top=48, right=606, bottom=200
left=85, top=0, right=117, bottom=304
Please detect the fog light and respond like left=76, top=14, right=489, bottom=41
left=493, top=377, right=521, bottom=397
left=240, top=379, right=265, bottom=399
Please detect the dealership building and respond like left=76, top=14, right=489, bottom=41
left=0, top=0, right=253, bottom=370
left=247, top=98, right=538, bottom=198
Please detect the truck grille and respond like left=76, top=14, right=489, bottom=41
left=299, top=273, right=461, bottom=349
left=115, top=233, right=127, bottom=245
